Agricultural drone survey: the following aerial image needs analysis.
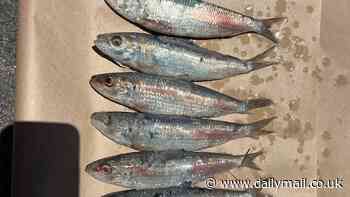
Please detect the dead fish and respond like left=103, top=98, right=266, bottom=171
left=103, top=187, right=272, bottom=197
left=85, top=150, right=263, bottom=189
left=91, top=112, right=275, bottom=151
left=94, top=32, right=277, bottom=81
left=90, top=72, right=273, bottom=117
left=104, top=0, right=285, bottom=43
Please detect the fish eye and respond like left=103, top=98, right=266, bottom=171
left=111, top=36, right=122, bottom=47
left=96, top=164, right=112, bottom=174
left=104, top=77, right=114, bottom=87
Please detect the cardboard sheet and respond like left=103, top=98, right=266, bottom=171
left=15, top=0, right=349, bottom=196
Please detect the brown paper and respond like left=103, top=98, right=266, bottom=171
left=16, top=0, right=349, bottom=196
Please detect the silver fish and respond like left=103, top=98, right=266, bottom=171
left=94, top=32, right=276, bottom=81
left=91, top=112, right=275, bottom=151
left=103, top=187, right=272, bottom=197
left=105, top=0, right=285, bottom=42
left=90, top=72, right=273, bottom=117
left=85, top=150, right=263, bottom=189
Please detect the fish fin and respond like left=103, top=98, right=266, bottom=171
left=248, top=46, right=276, bottom=62
left=158, top=35, right=201, bottom=48
left=259, top=17, right=287, bottom=43
left=249, top=130, right=274, bottom=140
left=245, top=98, right=273, bottom=111
left=246, top=117, right=277, bottom=139
left=245, top=46, right=278, bottom=72
left=113, top=60, right=129, bottom=69
left=240, top=149, right=264, bottom=170
left=261, top=17, right=288, bottom=28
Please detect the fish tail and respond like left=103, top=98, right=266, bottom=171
left=255, top=192, right=273, bottom=197
left=245, top=98, right=273, bottom=112
left=245, top=117, right=276, bottom=139
left=240, top=149, right=264, bottom=170
left=246, top=45, right=279, bottom=72
left=259, top=17, right=287, bottom=43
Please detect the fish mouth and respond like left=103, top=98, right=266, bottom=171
left=90, top=112, right=109, bottom=132
left=85, top=162, right=106, bottom=182
left=94, top=34, right=110, bottom=50
left=85, top=162, right=97, bottom=177
left=89, top=74, right=106, bottom=92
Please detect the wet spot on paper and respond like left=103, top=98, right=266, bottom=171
left=240, top=35, right=250, bottom=45
left=306, top=5, right=314, bottom=14
left=275, top=0, right=287, bottom=16
left=257, top=10, right=263, bottom=17
left=322, top=148, right=331, bottom=158
left=280, top=27, right=292, bottom=49
left=305, top=155, right=311, bottom=161
left=279, top=26, right=312, bottom=62
left=244, top=5, right=254, bottom=16
left=259, top=154, right=266, bottom=162
left=267, top=135, right=276, bottom=146
left=297, top=140, right=304, bottom=154
left=336, top=117, right=343, bottom=125
left=322, top=131, right=332, bottom=141
left=265, top=75, right=275, bottom=82
left=282, top=114, right=314, bottom=153
left=250, top=75, right=265, bottom=86
left=303, top=67, right=309, bottom=74
left=294, top=159, right=298, bottom=164
left=294, top=40, right=311, bottom=62
left=312, top=66, right=323, bottom=82
left=288, top=98, right=300, bottom=112
left=335, top=75, right=348, bottom=87
left=282, top=114, right=302, bottom=139
left=282, top=61, right=295, bottom=72
left=322, top=57, right=331, bottom=67
left=292, top=21, right=300, bottom=29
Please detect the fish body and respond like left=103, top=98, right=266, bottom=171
left=91, top=112, right=275, bottom=151
left=105, top=0, right=284, bottom=42
left=90, top=72, right=272, bottom=117
left=95, top=33, right=276, bottom=81
left=103, top=187, right=270, bottom=197
left=85, top=150, right=262, bottom=189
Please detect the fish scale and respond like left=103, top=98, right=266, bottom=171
left=85, top=150, right=263, bottom=189
left=90, top=112, right=275, bottom=151
left=90, top=72, right=272, bottom=117
left=95, top=32, right=278, bottom=81
left=105, top=0, right=285, bottom=42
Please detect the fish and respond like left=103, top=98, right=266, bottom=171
left=85, top=150, right=263, bottom=189
left=89, top=72, right=273, bottom=117
left=91, top=112, right=276, bottom=151
left=94, top=32, right=277, bottom=81
left=102, top=187, right=272, bottom=197
left=104, top=0, right=286, bottom=43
